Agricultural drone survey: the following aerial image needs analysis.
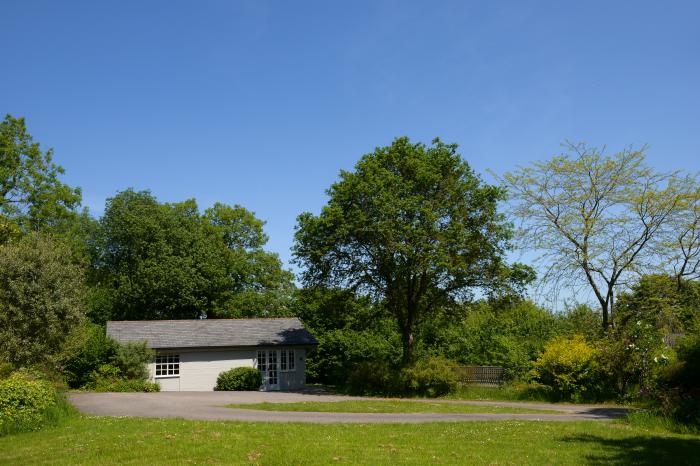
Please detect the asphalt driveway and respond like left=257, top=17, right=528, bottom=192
left=68, top=391, right=631, bottom=424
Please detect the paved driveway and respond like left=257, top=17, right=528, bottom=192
left=68, top=391, right=631, bottom=424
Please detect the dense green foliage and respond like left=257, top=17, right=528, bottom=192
left=294, top=288, right=401, bottom=384
left=659, top=336, right=700, bottom=424
left=112, top=342, right=154, bottom=380
left=59, top=324, right=155, bottom=391
left=215, top=367, right=262, bottom=391
left=400, top=357, right=459, bottom=397
left=0, top=114, right=82, bottom=243
left=84, top=362, right=159, bottom=392
left=59, top=323, right=119, bottom=388
left=418, top=299, right=558, bottom=380
left=345, top=357, right=458, bottom=397
left=0, top=373, right=58, bottom=436
left=345, top=360, right=400, bottom=396
left=0, top=234, right=86, bottom=368
left=294, top=137, right=533, bottom=362
left=88, top=190, right=294, bottom=323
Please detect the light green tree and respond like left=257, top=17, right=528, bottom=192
left=502, top=143, right=689, bottom=328
left=654, top=181, right=700, bottom=287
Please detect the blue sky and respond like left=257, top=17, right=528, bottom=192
left=2, top=1, right=699, bottom=273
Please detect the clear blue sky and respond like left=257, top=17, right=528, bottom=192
left=2, top=1, right=699, bottom=271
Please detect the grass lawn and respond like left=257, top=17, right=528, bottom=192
left=226, top=400, right=564, bottom=414
left=1, top=415, right=699, bottom=465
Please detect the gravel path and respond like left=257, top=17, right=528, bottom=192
left=68, top=391, right=631, bottom=424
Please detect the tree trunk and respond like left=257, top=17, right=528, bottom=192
left=401, top=325, right=414, bottom=365
left=601, top=302, right=609, bottom=329
left=401, top=299, right=417, bottom=365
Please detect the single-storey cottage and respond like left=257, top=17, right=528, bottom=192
left=106, top=317, right=318, bottom=391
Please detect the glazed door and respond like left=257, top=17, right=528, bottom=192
left=257, top=350, right=279, bottom=390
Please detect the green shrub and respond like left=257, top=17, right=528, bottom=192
left=306, top=329, right=401, bottom=385
left=346, top=358, right=459, bottom=397
left=89, top=363, right=122, bottom=381
left=656, top=335, right=700, bottom=425
left=400, top=357, right=458, bottom=397
left=59, top=323, right=118, bottom=388
left=112, top=341, right=153, bottom=381
left=0, top=374, right=57, bottom=435
left=215, top=367, right=262, bottom=391
left=61, top=325, right=153, bottom=389
left=532, top=335, right=599, bottom=401
left=84, top=364, right=159, bottom=392
left=346, top=360, right=401, bottom=396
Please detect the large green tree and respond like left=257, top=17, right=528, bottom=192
left=293, top=137, right=529, bottom=363
left=0, top=234, right=86, bottom=367
left=90, top=189, right=293, bottom=322
left=0, top=114, right=81, bottom=243
left=205, top=203, right=295, bottom=317
left=502, top=143, right=689, bottom=328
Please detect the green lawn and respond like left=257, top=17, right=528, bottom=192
left=1, top=416, right=699, bottom=465
left=226, top=400, right=563, bottom=414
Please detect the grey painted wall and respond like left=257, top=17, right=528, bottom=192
left=149, top=347, right=307, bottom=392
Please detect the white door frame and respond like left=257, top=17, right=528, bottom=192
left=257, top=349, right=280, bottom=390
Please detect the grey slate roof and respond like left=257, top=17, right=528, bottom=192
left=106, top=318, right=318, bottom=349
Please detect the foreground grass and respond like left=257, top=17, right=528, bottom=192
left=1, top=416, right=699, bottom=465
left=226, top=400, right=562, bottom=414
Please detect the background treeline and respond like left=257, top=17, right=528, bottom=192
left=1, top=114, right=699, bottom=432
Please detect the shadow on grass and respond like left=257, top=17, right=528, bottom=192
left=562, top=434, right=700, bottom=465
left=579, top=408, right=634, bottom=419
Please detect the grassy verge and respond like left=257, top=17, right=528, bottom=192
left=625, top=411, right=700, bottom=436
left=442, top=383, right=621, bottom=404
left=1, top=415, right=699, bottom=465
left=226, top=400, right=563, bottom=414
left=320, top=382, right=619, bottom=404
left=0, top=393, right=77, bottom=437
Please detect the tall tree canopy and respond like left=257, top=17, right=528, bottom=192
left=89, top=190, right=293, bottom=322
left=293, top=137, right=530, bottom=362
left=502, top=143, right=690, bottom=328
left=0, top=114, right=81, bottom=243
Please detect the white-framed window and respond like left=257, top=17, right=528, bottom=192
left=281, top=349, right=295, bottom=372
left=155, top=354, right=180, bottom=377
left=256, top=350, right=267, bottom=371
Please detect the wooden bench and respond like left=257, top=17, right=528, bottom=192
left=456, top=366, right=505, bottom=386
